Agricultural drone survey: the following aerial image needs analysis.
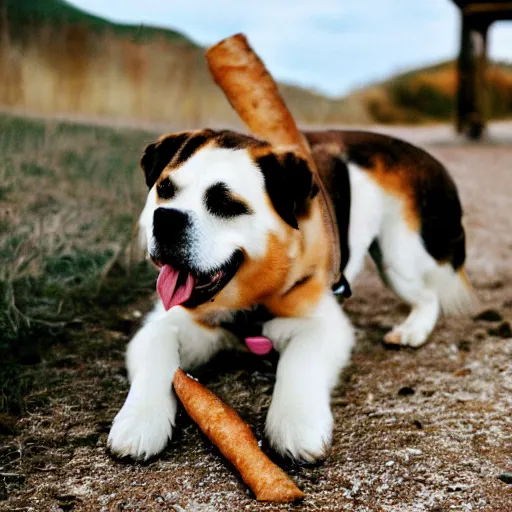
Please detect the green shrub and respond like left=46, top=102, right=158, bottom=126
left=390, top=79, right=453, bottom=120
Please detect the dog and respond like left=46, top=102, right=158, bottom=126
left=108, top=128, right=473, bottom=463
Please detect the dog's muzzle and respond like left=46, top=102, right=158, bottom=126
left=152, top=207, right=192, bottom=268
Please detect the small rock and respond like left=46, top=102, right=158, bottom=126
left=164, top=492, right=180, bottom=502
left=457, top=340, right=471, bottom=352
left=56, top=494, right=78, bottom=511
left=488, top=321, right=512, bottom=339
left=498, top=473, right=512, bottom=484
left=474, top=309, right=503, bottom=322
left=398, top=386, right=415, bottom=396
left=449, top=343, right=459, bottom=354
left=474, top=329, right=487, bottom=340
left=454, top=391, right=474, bottom=402
left=448, top=483, right=469, bottom=492
left=385, top=460, right=395, bottom=467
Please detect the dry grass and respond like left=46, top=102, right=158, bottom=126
left=0, top=113, right=159, bottom=413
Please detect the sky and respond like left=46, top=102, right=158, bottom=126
left=69, top=0, right=512, bottom=97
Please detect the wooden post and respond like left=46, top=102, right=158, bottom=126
left=456, top=15, right=490, bottom=140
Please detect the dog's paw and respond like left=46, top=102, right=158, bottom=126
left=265, top=400, right=333, bottom=463
left=384, top=323, right=430, bottom=348
left=108, top=394, right=176, bottom=460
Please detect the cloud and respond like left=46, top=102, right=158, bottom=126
left=68, top=0, right=511, bottom=95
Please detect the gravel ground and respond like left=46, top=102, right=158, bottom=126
left=1, top=123, right=511, bottom=512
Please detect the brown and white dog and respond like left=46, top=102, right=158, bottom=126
left=108, top=128, right=473, bottom=463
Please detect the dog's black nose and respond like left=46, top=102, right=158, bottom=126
left=153, top=207, right=191, bottom=258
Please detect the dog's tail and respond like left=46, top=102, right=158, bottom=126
left=426, top=264, right=477, bottom=316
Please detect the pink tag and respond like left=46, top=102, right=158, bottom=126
left=244, top=336, right=273, bottom=355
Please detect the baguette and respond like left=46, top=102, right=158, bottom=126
left=173, top=369, right=304, bottom=502
left=206, top=33, right=310, bottom=157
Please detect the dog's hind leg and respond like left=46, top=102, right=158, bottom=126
left=377, top=217, right=440, bottom=348
left=382, top=267, right=440, bottom=348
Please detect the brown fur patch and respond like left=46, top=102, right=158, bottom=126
left=265, top=275, right=325, bottom=318
left=213, top=130, right=269, bottom=151
left=282, top=274, right=313, bottom=296
left=364, top=155, right=421, bottom=231
left=262, top=201, right=330, bottom=317
left=172, top=131, right=213, bottom=166
left=233, top=232, right=291, bottom=307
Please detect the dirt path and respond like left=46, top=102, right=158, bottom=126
left=2, top=124, right=511, bottom=511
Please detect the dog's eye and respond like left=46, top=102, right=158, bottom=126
left=157, top=178, right=176, bottom=200
left=205, top=183, right=251, bottom=219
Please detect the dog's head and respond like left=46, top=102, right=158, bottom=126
left=138, top=129, right=319, bottom=312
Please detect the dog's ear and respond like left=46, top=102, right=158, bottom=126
left=256, top=150, right=319, bottom=229
left=140, top=133, right=189, bottom=188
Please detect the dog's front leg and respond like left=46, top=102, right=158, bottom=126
left=108, top=304, right=232, bottom=460
left=263, top=293, right=354, bottom=462
left=107, top=304, right=181, bottom=460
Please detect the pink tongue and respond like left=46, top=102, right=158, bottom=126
left=245, top=336, right=273, bottom=355
left=157, top=264, right=195, bottom=311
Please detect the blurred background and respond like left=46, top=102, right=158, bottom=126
left=1, top=2, right=511, bottom=509
left=1, top=0, right=512, bottom=127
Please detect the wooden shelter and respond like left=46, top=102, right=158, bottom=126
left=452, top=0, right=512, bottom=139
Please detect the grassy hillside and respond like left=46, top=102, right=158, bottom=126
left=0, top=0, right=368, bottom=127
left=1, top=1, right=510, bottom=129
left=2, top=0, right=192, bottom=44
left=356, top=60, right=512, bottom=124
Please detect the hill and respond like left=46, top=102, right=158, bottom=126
left=352, top=60, right=512, bottom=124
left=1, top=0, right=192, bottom=44
left=0, top=0, right=368, bottom=127
left=0, top=0, right=510, bottom=127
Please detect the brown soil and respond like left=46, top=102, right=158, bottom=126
left=1, top=124, right=512, bottom=512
